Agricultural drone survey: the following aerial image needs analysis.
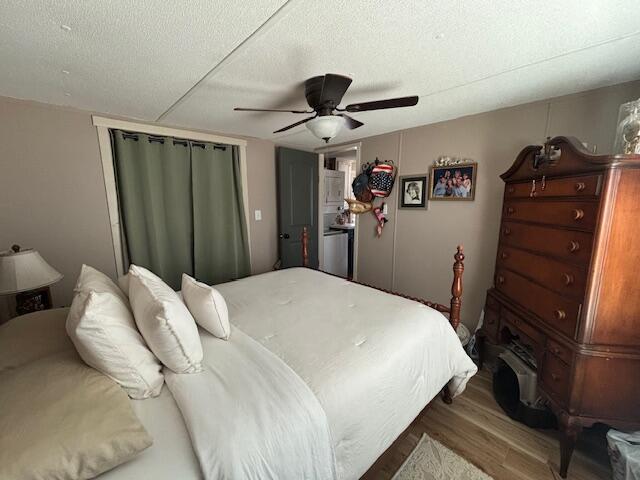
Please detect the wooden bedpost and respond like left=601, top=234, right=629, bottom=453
left=301, top=227, right=309, bottom=268
left=441, top=246, right=465, bottom=406
left=449, top=245, right=464, bottom=332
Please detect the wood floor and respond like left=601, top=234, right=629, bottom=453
left=363, top=368, right=612, bottom=480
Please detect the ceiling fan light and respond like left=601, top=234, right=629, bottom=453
left=306, top=116, right=346, bottom=142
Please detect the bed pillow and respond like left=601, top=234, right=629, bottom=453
left=128, top=265, right=203, bottom=373
left=181, top=274, right=230, bottom=340
left=1, top=307, right=73, bottom=373
left=0, top=350, right=153, bottom=480
left=74, top=264, right=128, bottom=303
left=66, top=290, right=164, bottom=399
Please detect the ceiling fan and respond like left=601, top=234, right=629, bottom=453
left=234, top=74, right=419, bottom=143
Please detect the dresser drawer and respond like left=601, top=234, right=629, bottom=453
left=496, top=246, right=587, bottom=298
left=503, top=200, right=598, bottom=231
left=546, top=337, right=573, bottom=366
left=501, top=308, right=544, bottom=348
left=500, top=221, right=593, bottom=264
left=540, top=351, right=571, bottom=404
left=495, top=268, right=580, bottom=338
left=505, top=175, right=601, bottom=199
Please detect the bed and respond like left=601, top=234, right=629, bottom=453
left=2, top=238, right=477, bottom=480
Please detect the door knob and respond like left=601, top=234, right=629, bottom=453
left=279, top=233, right=290, bottom=239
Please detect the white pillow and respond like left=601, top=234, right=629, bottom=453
left=181, top=274, right=230, bottom=340
left=66, top=290, right=164, bottom=399
left=128, top=265, right=203, bottom=374
left=75, top=264, right=128, bottom=303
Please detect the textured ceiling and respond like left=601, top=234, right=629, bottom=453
left=1, top=1, right=640, bottom=149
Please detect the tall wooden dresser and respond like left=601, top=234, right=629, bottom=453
left=481, top=136, right=640, bottom=478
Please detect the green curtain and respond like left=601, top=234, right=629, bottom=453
left=111, top=130, right=249, bottom=289
left=192, top=144, right=250, bottom=285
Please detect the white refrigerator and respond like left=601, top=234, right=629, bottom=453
left=322, top=231, right=348, bottom=277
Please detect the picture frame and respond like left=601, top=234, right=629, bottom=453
left=398, top=175, right=428, bottom=208
left=429, top=163, right=477, bottom=201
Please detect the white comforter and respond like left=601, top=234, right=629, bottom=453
left=165, top=327, right=337, bottom=480
left=215, top=268, right=478, bottom=480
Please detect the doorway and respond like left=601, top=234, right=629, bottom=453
left=276, top=147, right=319, bottom=269
left=317, top=143, right=361, bottom=280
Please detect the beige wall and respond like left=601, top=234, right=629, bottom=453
left=245, top=138, right=278, bottom=273
left=355, top=80, right=640, bottom=330
left=0, top=96, right=278, bottom=319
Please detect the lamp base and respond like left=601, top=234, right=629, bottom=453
left=15, top=287, right=52, bottom=316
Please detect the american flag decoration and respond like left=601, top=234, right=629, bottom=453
left=369, top=161, right=395, bottom=197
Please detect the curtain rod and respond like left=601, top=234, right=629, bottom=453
left=117, top=130, right=227, bottom=150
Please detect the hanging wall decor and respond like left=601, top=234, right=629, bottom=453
left=369, top=160, right=396, bottom=197
left=372, top=203, right=388, bottom=237
left=429, top=160, right=477, bottom=201
left=346, top=157, right=396, bottom=238
left=614, top=99, right=640, bottom=154
left=345, top=198, right=373, bottom=214
left=398, top=174, right=428, bottom=209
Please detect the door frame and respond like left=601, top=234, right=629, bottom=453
left=315, top=142, right=362, bottom=280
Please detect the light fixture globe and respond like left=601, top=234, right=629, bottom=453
left=306, top=115, right=346, bottom=143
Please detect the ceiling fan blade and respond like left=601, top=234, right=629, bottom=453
left=305, top=74, right=353, bottom=110
left=273, top=116, right=316, bottom=133
left=343, top=95, right=419, bottom=113
left=337, top=113, right=364, bottom=130
left=234, top=107, right=312, bottom=114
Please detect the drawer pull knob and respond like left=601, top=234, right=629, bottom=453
left=496, top=275, right=505, bottom=285
left=554, top=309, right=567, bottom=320
left=568, top=241, right=580, bottom=253
left=503, top=227, right=512, bottom=236
left=572, top=209, right=585, bottom=220
left=575, top=182, right=586, bottom=192
left=501, top=251, right=509, bottom=259
left=563, top=273, right=575, bottom=286
left=551, top=373, right=560, bottom=381
left=507, top=186, right=515, bottom=194
left=507, top=207, right=515, bottom=214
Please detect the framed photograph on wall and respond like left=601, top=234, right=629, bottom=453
left=398, top=175, right=428, bottom=208
left=429, top=163, right=477, bottom=200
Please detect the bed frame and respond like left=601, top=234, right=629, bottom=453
left=300, top=227, right=465, bottom=404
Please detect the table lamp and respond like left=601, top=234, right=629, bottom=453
left=0, top=245, right=63, bottom=317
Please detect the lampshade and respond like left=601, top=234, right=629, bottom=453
left=0, top=247, right=63, bottom=295
left=306, top=115, right=346, bottom=142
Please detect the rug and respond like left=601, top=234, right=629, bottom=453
left=392, top=434, right=494, bottom=480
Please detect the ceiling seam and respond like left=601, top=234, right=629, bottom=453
left=156, top=0, right=298, bottom=122
left=414, top=30, right=640, bottom=100
left=271, top=30, right=640, bottom=145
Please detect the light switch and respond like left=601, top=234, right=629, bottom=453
left=254, top=210, right=262, bottom=221
left=382, top=204, right=388, bottom=215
